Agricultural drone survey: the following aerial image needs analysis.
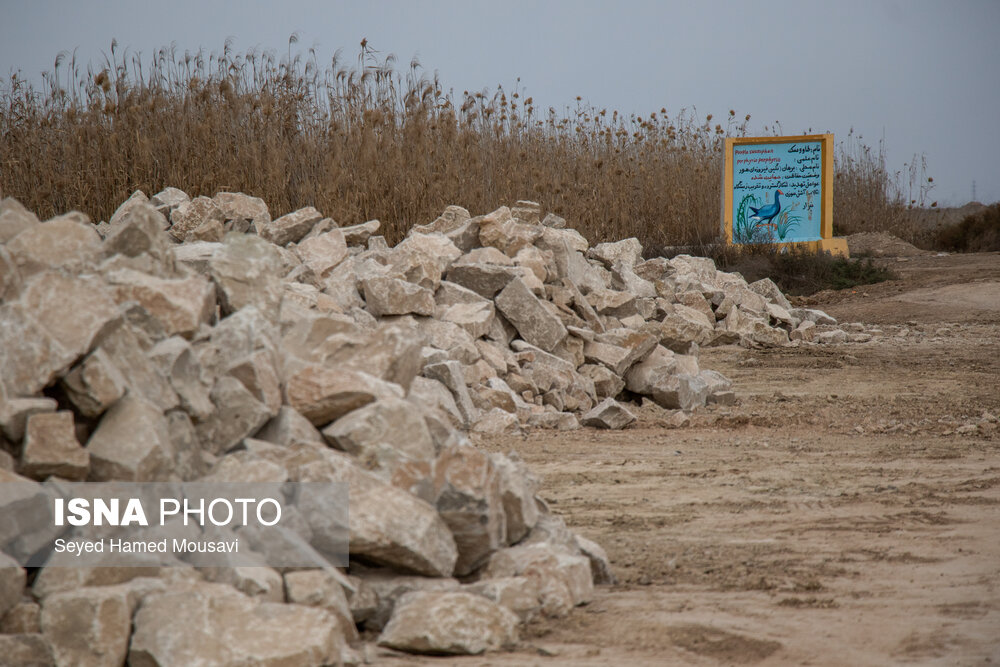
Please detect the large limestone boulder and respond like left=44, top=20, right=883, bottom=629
left=256, top=206, right=323, bottom=246
left=19, top=411, right=89, bottom=481
left=5, top=216, right=102, bottom=277
left=293, top=448, right=459, bottom=577
left=105, top=269, right=214, bottom=338
left=86, top=395, right=173, bottom=481
left=362, top=276, right=435, bottom=317
left=494, top=278, right=567, bottom=352
left=40, top=583, right=138, bottom=667
left=208, top=234, right=284, bottom=317
left=378, top=590, right=519, bottom=655
left=129, top=582, right=344, bottom=667
left=169, top=196, right=225, bottom=241
left=322, top=398, right=435, bottom=474
left=432, top=443, right=506, bottom=576
left=285, top=366, right=405, bottom=426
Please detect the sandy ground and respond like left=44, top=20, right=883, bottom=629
left=377, top=251, right=1000, bottom=666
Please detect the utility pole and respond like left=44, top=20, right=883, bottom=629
left=972, top=180, right=977, bottom=202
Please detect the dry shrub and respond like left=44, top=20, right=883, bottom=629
left=0, top=39, right=924, bottom=249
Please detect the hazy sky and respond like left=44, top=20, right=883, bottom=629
left=2, top=0, right=998, bottom=205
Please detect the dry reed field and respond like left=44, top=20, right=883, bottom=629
left=0, top=38, right=933, bottom=249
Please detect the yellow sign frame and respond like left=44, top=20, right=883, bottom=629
left=721, top=133, right=847, bottom=256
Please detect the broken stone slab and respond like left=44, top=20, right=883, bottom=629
left=766, top=301, right=798, bottom=328
left=105, top=269, right=214, bottom=339
left=432, top=442, right=507, bottom=575
left=40, top=583, right=139, bottom=667
left=611, top=260, right=657, bottom=298
left=445, top=263, right=522, bottom=300
left=212, top=191, right=270, bottom=230
left=586, top=288, right=637, bottom=318
left=624, top=344, right=677, bottom=392
left=285, top=365, right=405, bottom=426
left=479, top=207, right=542, bottom=257
left=524, top=410, right=581, bottom=431
left=226, top=348, right=282, bottom=414
left=495, top=277, right=568, bottom=352
left=293, top=447, right=458, bottom=576
left=284, top=569, right=359, bottom=643
left=21, top=269, right=122, bottom=361
left=390, top=232, right=463, bottom=289
left=491, top=452, right=540, bottom=544
left=790, top=319, right=816, bottom=341
left=378, top=590, right=519, bottom=656
left=407, top=376, right=464, bottom=429
left=339, top=219, right=380, bottom=245
left=422, top=361, right=479, bottom=427
left=195, top=376, right=274, bottom=455
left=103, top=202, right=172, bottom=268
left=6, top=216, right=102, bottom=278
left=108, top=190, right=149, bottom=226
left=439, top=301, right=495, bottom=338
left=510, top=200, right=542, bottom=224
left=749, top=277, right=793, bottom=311
left=413, top=205, right=472, bottom=235
left=580, top=398, right=636, bottom=430
left=434, top=280, right=492, bottom=309
left=541, top=212, right=566, bottom=228
left=0, top=397, right=57, bottom=443
left=149, top=187, right=190, bottom=215
left=575, top=534, right=616, bottom=585
left=148, top=337, right=214, bottom=421
left=587, top=237, right=643, bottom=269
left=19, top=411, right=89, bottom=481
left=484, top=542, right=594, bottom=610
left=321, top=398, right=435, bottom=473
left=471, top=407, right=525, bottom=433
left=86, top=395, right=174, bottom=481
left=169, top=196, right=226, bottom=242
left=96, top=324, right=180, bottom=410
left=257, top=205, right=323, bottom=245
left=463, top=576, right=542, bottom=623
left=208, top=234, right=284, bottom=318
left=583, top=331, right=657, bottom=377
left=168, top=244, right=217, bottom=279
left=360, top=572, right=461, bottom=631
left=656, top=310, right=715, bottom=352
left=317, top=322, right=424, bottom=392
left=295, top=228, right=348, bottom=278
left=362, top=276, right=435, bottom=317
left=578, top=363, right=625, bottom=399
left=790, top=307, right=837, bottom=326
left=128, top=582, right=344, bottom=667
left=255, top=406, right=323, bottom=447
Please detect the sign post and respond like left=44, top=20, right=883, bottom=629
left=721, top=134, right=847, bottom=256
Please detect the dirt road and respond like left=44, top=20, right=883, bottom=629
left=381, top=252, right=1000, bottom=666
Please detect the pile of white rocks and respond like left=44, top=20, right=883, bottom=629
left=0, top=189, right=844, bottom=664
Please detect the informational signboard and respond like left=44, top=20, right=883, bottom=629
left=721, top=134, right=837, bottom=251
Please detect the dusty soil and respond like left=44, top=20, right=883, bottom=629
left=379, top=252, right=1000, bottom=666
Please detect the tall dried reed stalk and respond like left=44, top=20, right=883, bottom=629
left=0, top=39, right=918, bottom=248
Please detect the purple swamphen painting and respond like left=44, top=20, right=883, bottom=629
left=748, top=189, right=783, bottom=225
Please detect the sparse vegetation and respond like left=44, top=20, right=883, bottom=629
left=935, top=203, right=1000, bottom=252
left=661, top=242, right=896, bottom=296
left=0, top=38, right=927, bottom=249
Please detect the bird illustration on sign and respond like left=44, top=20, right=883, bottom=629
left=734, top=189, right=802, bottom=244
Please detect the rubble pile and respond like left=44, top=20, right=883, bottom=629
left=0, top=189, right=846, bottom=664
